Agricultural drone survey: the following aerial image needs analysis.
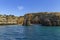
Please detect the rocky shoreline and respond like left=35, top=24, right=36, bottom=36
left=21, top=12, right=60, bottom=26
left=0, top=12, right=60, bottom=26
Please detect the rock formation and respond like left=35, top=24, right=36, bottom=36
left=0, top=12, right=60, bottom=26
left=17, top=16, right=24, bottom=25
left=22, top=14, right=33, bottom=26
left=22, top=12, right=60, bottom=26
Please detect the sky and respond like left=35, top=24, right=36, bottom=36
left=0, top=0, right=60, bottom=16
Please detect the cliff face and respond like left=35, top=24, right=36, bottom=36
left=22, top=12, right=60, bottom=26
left=0, top=16, right=7, bottom=24
left=17, top=16, right=24, bottom=25
left=23, top=14, right=32, bottom=26
left=0, top=15, right=18, bottom=25
left=7, top=15, right=18, bottom=24
left=0, top=12, right=60, bottom=26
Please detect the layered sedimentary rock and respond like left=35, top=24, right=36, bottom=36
left=6, top=15, right=18, bottom=24
left=22, top=12, right=60, bottom=26
left=0, top=15, right=7, bottom=24
left=31, top=16, right=40, bottom=24
left=17, top=16, right=24, bottom=25
left=23, top=14, right=32, bottom=26
left=0, top=12, right=60, bottom=26
left=0, top=15, right=18, bottom=25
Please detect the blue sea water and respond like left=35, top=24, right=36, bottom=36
left=0, top=25, right=60, bottom=40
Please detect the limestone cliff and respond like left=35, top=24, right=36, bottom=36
left=1, top=12, right=60, bottom=26
left=22, top=14, right=32, bottom=26
left=17, top=16, right=24, bottom=25
left=0, top=15, right=18, bottom=25
left=22, top=12, right=60, bottom=26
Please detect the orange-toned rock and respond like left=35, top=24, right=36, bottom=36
left=23, top=14, right=33, bottom=26
left=17, top=16, right=24, bottom=25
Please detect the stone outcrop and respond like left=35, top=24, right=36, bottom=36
left=23, top=14, right=32, bottom=26
left=6, top=15, right=18, bottom=24
left=22, top=12, right=60, bottom=26
left=31, top=16, right=40, bottom=24
left=17, top=16, right=24, bottom=25
left=0, top=12, right=60, bottom=26
left=0, top=15, right=18, bottom=25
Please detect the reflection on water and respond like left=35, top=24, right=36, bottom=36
left=0, top=25, right=60, bottom=40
